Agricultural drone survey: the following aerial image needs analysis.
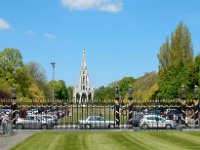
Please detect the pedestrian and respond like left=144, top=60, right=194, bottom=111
left=1, top=112, right=9, bottom=136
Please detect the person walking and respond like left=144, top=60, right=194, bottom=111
left=1, top=112, right=9, bottom=136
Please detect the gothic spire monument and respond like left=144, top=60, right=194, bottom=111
left=73, top=49, right=94, bottom=103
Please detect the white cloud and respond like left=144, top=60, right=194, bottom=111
left=0, top=18, right=11, bottom=30
left=24, top=30, right=35, bottom=36
left=44, top=33, right=56, bottom=40
left=61, top=0, right=123, bottom=13
left=99, top=2, right=122, bottom=13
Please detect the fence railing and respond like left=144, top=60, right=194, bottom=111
left=0, top=99, right=200, bottom=130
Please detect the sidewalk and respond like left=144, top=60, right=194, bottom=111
left=0, top=130, right=37, bottom=150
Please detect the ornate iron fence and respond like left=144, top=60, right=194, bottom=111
left=0, top=99, right=200, bottom=130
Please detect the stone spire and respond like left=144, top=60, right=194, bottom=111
left=82, top=49, right=87, bottom=68
left=73, top=49, right=94, bottom=103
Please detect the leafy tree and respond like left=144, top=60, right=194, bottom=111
left=94, top=86, right=115, bottom=102
left=118, top=77, right=135, bottom=99
left=133, top=72, right=157, bottom=100
left=27, top=83, right=45, bottom=100
left=67, top=86, right=74, bottom=101
left=0, top=48, right=30, bottom=98
left=48, top=80, right=68, bottom=100
left=157, top=22, right=194, bottom=99
left=25, top=62, right=51, bottom=99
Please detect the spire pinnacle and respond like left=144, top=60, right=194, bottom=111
left=82, top=49, right=87, bottom=67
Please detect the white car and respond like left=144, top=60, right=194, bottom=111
left=139, top=115, right=177, bottom=129
left=79, top=116, right=115, bottom=129
left=16, top=116, right=54, bottom=129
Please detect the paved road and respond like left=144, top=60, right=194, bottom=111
left=0, top=130, right=38, bottom=150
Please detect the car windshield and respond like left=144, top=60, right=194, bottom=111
left=88, top=116, right=105, bottom=121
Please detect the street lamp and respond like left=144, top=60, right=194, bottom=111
left=193, top=85, right=198, bottom=100
left=11, top=84, right=17, bottom=100
left=181, top=85, right=186, bottom=100
left=115, top=86, right=120, bottom=95
left=50, top=62, right=56, bottom=101
left=128, top=87, right=133, bottom=100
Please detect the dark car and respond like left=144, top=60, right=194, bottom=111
left=147, top=108, right=164, bottom=116
left=131, top=114, right=144, bottom=127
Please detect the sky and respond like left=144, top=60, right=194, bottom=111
left=0, top=0, right=200, bottom=88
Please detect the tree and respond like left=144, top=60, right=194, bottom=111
left=133, top=72, right=158, bottom=100
left=25, top=62, right=51, bottom=99
left=118, top=77, right=135, bottom=99
left=94, top=86, right=115, bottom=102
left=157, top=22, right=194, bottom=99
left=47, top=80, right=68, bottom=100
left=67, top=86, right=74, bottom=101
left=0, top=48, right=30, bottom=98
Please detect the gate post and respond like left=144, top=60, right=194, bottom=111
left=193, top=85, right=199, bottom=127
left=114, top=86, right=120, bottom=127
left=180, top=85, right=187, bottom=125
left=128, top=87, right=133, bottom=126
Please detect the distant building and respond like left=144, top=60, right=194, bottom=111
left=73, top=49, right=94, bottom=103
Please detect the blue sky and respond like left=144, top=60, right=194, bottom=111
left=0, top=0, right=200, bottom=88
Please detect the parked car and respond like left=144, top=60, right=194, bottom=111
left=146, top=108, right=164, bottom=116
left=0, top=108, right=12, bottom=115
left=26, top=114, right=58, bottom=125
left=40, top=115, right=58, bottom=125
left=26, top=109, right=38, bottom=115
left=15, top=115, right=54, bottom=129
left=131, top=114, right=144, bottom=127
left=139, top=115, right=177, bottom=129
left=164, top=109, right=183, bottom=117
left=78, top=116, right=115, bottom=129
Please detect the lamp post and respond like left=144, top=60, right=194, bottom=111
left=11, top=85, right=17, bottom=101
left=114, top=86, right=120, bottom=127
left=181, top=85, right=186, bottom=100
left=51, top=62, right=56, bottom=101
left=193, top=85, right=198, bottom=100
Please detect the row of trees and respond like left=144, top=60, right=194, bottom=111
left=0, top=48, right=73, bottom=101
left=94, top=22, right=200, bottom=101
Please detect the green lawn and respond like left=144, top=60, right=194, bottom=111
left=11, top=131, right=200, bottom=150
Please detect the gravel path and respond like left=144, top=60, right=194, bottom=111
left=0, top=130, right=38, bottom=150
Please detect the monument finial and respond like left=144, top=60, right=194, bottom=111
left=82, top=48, right=87, bottom=67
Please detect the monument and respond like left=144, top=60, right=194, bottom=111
left=73, top=49, right=94, bottom=103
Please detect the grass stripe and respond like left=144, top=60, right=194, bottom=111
left=11, top=131, right=200, bottom=150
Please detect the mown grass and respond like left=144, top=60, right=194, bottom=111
left=11, top=131, right=200, bottom=150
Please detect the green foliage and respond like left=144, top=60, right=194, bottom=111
left=67, top=86, right=74, bottom=100
left=157, top=22, right=195, bottom=99
left=94, top=86, right=115, bottom=101
left=94, top=77, right=135, bottom=101
left=25, top=62, right=50, bottom=99
left=133, top=72, right=158, bottom=100
left=117, top=77, right=135, bottom=98
left=47, top=80, right=68, bottom=100
left=0, top=48, right=30, bottom=98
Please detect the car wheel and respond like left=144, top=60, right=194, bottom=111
left=85, top=124, right=91, bottom=129
left=142, top=124, right=148, bottom=129
left=166, top=124, right=172, bottom=130
left=41, top=124, right=48, bottom=130
left=109, top=124, right=115, bottom=129
left=17, top=124, right=23, bottom=129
